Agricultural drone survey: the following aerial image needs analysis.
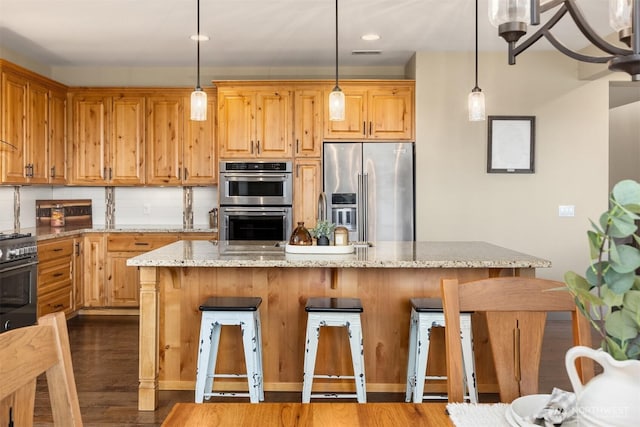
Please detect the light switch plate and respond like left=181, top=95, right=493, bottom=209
left=558, top=205, right=575, bottom=217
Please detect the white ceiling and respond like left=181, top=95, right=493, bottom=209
left=0, top=0, right=616, bottom=69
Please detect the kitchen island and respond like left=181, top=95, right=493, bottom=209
left=127, top=240, right=550, bottom=410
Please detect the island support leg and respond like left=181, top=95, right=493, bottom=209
left=138, top=267, right=159, bottom=411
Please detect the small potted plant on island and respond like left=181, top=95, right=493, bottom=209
left=564, top=179, right=640, bottom=426
left=309, top=220, right=336, bottom=246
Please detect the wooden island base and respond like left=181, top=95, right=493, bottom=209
left=137, top=265, right=532, bottom=410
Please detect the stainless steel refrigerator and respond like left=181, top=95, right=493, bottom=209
left=323, top=142, right=415, bottom=242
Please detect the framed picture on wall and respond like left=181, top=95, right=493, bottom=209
left=487, top=115, right=535, bottom=173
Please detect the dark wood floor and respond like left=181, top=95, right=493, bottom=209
left=33, top=315, right=579, bottom=426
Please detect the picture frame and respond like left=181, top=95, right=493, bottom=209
left=487, top=115, right=535, bottom=173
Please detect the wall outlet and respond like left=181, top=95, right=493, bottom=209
left=143, top=204, right=151, bottom=215
left=558, top=205, right=575, bottom=217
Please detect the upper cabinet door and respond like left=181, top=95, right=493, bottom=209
left=1, top=71, right=28, bottom=183
left=217, top=90, right=255, bottom=158
left=110, top=95, right=145, bottom=185
left=184, top=94, right=216, bottom=185
left=146, top=95, right=183, bottom=185
left=27, top=81, right=50, bottom=184
left=255, top=89, right=292, bottom=158
left=71, top=95, right=109, bottom=184
left=49, top=89, right=67, bottom=184
left=368, top=87, right=414, bottom=140
left=323, top=87, right=367, bottom=140
left=294, top=89, right=323, bottom=158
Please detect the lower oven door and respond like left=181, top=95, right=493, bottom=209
left=0, top=259, right=38, bottom=332
left=220, top=206, right=292, bottom=241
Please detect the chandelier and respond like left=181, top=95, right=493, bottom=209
left=490, top=0, right=640, bottom=80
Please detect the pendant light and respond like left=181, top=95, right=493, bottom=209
left=190, top=0, right=207, bottom=121
left=468, top=0, right=485, bottom=122
left=329, top=0, right=345, bottom=121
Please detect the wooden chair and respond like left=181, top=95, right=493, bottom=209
left=0, top=312, right=82, bottom=426
left=441, top=277, right=594, bottom=403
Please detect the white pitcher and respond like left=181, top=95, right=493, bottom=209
left=565, top=346, right=640, bottom=427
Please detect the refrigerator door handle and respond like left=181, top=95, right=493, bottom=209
left=362, top=173, right=369, bottom=242
left=357, top=173, right=364, bottom=242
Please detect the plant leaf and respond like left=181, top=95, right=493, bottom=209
left=585, top=262, right=607, bottom=287
left=609, top=215, right=638, bottom=238
left=612, top=179, right=640, bottom=209
left=609, top=244, right=640, bottom=274
left=588, top=230, right=602, bottom=260
left=604, top=268, right=636, bottom=294
left=605, top=310, right=638, bottom=341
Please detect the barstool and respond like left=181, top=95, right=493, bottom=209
left=405, top=298, right=478, bottom=403
left=302, top=297, right=366, bottom=403
left=195, top=296, right=264, bottom=404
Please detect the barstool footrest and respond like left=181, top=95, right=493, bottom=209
left=310, top=393, right=359, bottom=399
left=204, top=392, right=251, bottom=398
left=313, top=374, right=355, bottom=380
left=208, top=374, right=248, bottom=379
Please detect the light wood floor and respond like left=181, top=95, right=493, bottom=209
left=33, top=315, right=581, bottom=426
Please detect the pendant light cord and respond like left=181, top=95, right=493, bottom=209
left=196, top=0, right=201, bottom=90
left=334, top=0, right=339, bottom=89
left=474, top=0, right=479, bottom=90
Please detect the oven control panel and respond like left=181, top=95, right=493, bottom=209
left=0, top=234, right=38, bottom=264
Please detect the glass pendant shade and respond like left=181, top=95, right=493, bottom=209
left=468, top=89, right=485, bottom=121
left=190, top=89, right=207, bottom=121
left=329, top=87, right=345, bottom=121
left=609, top=0, right=632, bottom=32
left=488, top=0, right=531, bottom=27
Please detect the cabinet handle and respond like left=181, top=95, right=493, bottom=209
left=75, top=242, right=81, bottom=256
left=29, top=164, right=34, bottom=177
left=134, top=242, right=150, bottom=246
left=53, top=272, right=64, bottom=277
left=369, top=121, right=372, bottom=135
left=296, top=139, right=299, bottom=154
left=257, top=140, right=261, bottom=154
left=363, top=121, right=366, bottom=135
left=53, top=304, right=64, bottom=309
left=296, top=164, right=299, bottom=178
left=53, top=248, right=63, bottom=252
left=25, top=164, right=30, bottom=177
left=184, top=168, right=189, bottom=181
left=103, top=167, right=107, bottom=180
left=178, top=168, right=182, bottom=180
left=250, top=141, right=254, bottom=154
left=50, top=165, right=56, bottom=178
left=109, top=167, right=113, bottom=181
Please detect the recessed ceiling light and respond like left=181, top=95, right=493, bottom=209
left=190, top=34, right=210, bottom=41
left=361, top=34, right=380, bottom=41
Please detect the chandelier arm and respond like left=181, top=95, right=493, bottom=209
left=564, top=0, right=630, bottom=56
left=511, top=5, right=568, bottom=61
left=545, top=33, right=612, bottom=63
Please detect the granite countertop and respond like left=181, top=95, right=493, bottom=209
left=11, top=225, right=217, bottom=241
left=126, top=240, right=551, bottom=269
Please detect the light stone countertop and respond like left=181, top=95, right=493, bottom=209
left=126, top=240, right=551, bottom=269
left=12, top=226, right=217, bottom=241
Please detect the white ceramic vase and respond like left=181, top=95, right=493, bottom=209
left=565, top=346, right=640, bottom=427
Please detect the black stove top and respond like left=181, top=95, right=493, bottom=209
left=0, top=232, right=32, bottom=242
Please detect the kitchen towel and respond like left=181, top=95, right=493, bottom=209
left=446, top=403, right=511, bottom=427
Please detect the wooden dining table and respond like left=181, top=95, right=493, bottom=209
left=162, top=402, right=453, bottom=426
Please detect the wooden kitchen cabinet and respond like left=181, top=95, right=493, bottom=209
left=105, top=233, right=179, bottom=307
left=324, top=82, right=414, bottom=140
left=70, top=91, right=145, bottom=185
left=294, top=88, right=323, bottom=158
left=293, top=158, right=322, bottom=228
left=217, top=85, right=293, bottom=159
left=49, top=88, right=68, bottom=184
left=37, top=238, right=75, bottom=317
left=182, top=91, right=217, bottom=185
left=0, top=62, right=68, bottom=184
left=146, top=90, right=216, bottom=185
left=83, top=234, right=106, bottom=307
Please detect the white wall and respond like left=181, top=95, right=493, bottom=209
left=414, top=51, right=612, bottom=281
left=609, top=101, right=640, bottom=187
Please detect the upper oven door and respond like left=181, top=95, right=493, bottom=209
left=220, top=172, right=293, bottom=206
left=0, top=258, right=38, bottom=332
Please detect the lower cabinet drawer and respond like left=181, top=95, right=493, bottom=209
left=38, top=285, right=73, bottom=317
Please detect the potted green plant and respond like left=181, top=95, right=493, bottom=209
left=309, top=220, right=336, bottom=246
left=564, top=179, right=640, bottom=426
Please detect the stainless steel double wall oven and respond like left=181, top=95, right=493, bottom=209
left=219, top=161, right=293, bottom=241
